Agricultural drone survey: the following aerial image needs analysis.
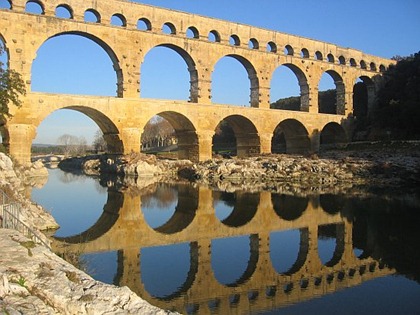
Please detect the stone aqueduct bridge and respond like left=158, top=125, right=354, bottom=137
left=1, top=0, right=394, bottom=165
left=52, top=185, right=394, bottom=314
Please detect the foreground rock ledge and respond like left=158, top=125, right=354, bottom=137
left=0, top=229, right=177, bottom=315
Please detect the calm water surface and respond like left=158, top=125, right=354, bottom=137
left=31, top=169, right=420, bottom=315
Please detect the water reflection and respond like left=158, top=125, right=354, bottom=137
left=30, top=170, right=420, bottom=314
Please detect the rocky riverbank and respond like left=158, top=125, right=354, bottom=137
left=0, top=153, right=177, bottom=315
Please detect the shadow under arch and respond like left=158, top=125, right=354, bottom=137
left=148, top=111, right=198, bottom=161
left=320, top=122, right=348, bottom=148
left=216, top=192, right=260, bottom=227
left=137, top=242, right=199, bottom=301
left=271, top=194, right=308, bottom=221
left=214, top=54, right=259, bottom=107
left=143, top=43, right=198, bottom=103
left=215, top=115, right=260, bottom=157
left=272, top=119, right=311, bottom=154
left=53, top=189, right=123, bottom=244
left=318, top=70, right=345, bottom=115
left=271, top=63, right=310, bottom=112
left=32, top=31, right=123, bottom=97
left=153, top=184, right=199, bottom=234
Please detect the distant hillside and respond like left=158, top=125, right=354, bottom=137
left=270, top=89, right=336, bottom=113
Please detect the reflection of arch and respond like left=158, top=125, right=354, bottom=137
left=151, top=111, right=198, bottom=161
left=141, top=242, right=199, bottom=301
left=318, top=70, right=345, bottom=115
left=320, top=122, right=348, bottom=147
left=318, top=223, right=345, bottom=267
left=272, top=119, right=310, bottom=154
left=34, top=31, right=122, bottom=96
left=215, top=54, right=259, bottom=107
left=216, top=115, right=260, bottom=157
left=272, top=194, right=308, bottom=221
left=219, top=192, right=260, bottom=227
left=53, top=190, right=123, bottom=243
left=154, top=185, right=198, bottom=234
left=320, top=194, right=346, bottom=214
left=144, top=44, right=198, bottom=102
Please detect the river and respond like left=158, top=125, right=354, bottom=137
left=31, top=168, right=420, bottom=315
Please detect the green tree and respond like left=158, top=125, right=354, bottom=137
left=0, top=45, right=26, bottom=125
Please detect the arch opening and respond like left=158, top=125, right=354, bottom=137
left=84, top=9, right=100, bottom=23
left=162, top=22, right=176, bottom=35
left=267, top=41, right=277, bottom=53
left=186, top=26, right=199, bottom=39
left=208, top=30, right=221, bottom=43
left=55, top=4, right=73, bottom=19
left=137, top=18, right=152, bottom=31
left=213, top=115, right=260, bottom=158
left=284, top=45, right=294, bottom=56
left=111, top=14, right=127, bottom=27
left=315, top=51, right=323, bottom=61
left=320, top=122, right=348, bottom=149
left=25, top=0, right=44, bottom=14
left=229, top=35, right=240, bottom=46
left=270, top=64, right=309, bottom=112
left=141, top=116, right=176, bottom=154
left=140, top=44, right=198, bottom=102
left=272, top=119, right=310, bottom=154
left=272, top=194, right=308, bottom=220
left=318, top=71, right=345, bottom=115
left=31, top=33, right=122, bottom=97
left=248, top=38, right=259, bottom=50
left=0, top=0, right=11, bottom=9
left=353, top=76, right=375, bottom=140
left=212, top=55, right=259, bottom=107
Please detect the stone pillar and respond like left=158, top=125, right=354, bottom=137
left=259, top=132, right=273, bottom=154
left=103, top=132, right=123, bottom=154
left=8, top=123, right=36, bottom=166
left=309, top=129, right=321, bottom=153
left=307, top=73, right=321, bottom=113
left=343, top=78, right=354, bottom=117
left=120, top=128, right=142, bottom=154
left=195, top=66, right=212, bottom=104
left=197, top=130, right=214, bottom=161
left=305, top=224, right=323, bottom=273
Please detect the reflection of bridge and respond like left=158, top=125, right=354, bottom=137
left=1, top=0, right=394, bottom=165
left=52, top=185, right=394, bottom=314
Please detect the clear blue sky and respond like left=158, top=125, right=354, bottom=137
left=2, top=0, right=419, bottom=144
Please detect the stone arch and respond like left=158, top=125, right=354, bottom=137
left=270, top=63, right=310, bottom=112
left=350, top=58, right=357, bottom=67
left=208, top=30, right=221, bottom=42
left=248, top=38, right=259, bottom=50
left=353, top=76, right=376, bottom=127
left=147, top=111, right=198, bottom=161
left=214, top=115, right=260, bottom=157
left=55, top=4, right=73, bottom=19
left=142, top=43, right=198, bottom=103
left=272, top=194, right=308, bottom=220
left=315, top=51, right=323, bottom=61
left=186, top=26, right=199, bottom=39
left=162, top=22, right=176, bottom=35
left=320, top=122, right=348, bottom=148
left=379, top=64, right=386, bottom=73
left=327, top=53, right=335, bottom=63
left=284, top=45, right=294, bottom=56
left=267, top=41, right=277, bottom=53
left=318, top=70, right=345, bottom=115
left=111, top=13, right=127, bottom=27
left=84, top=8, right=101, bottom=23
left=301, top=48, right=309, bottom=58
left=272, top=119, right=310, bottom=154
left=360, top=60, right=367, bottom=69
left=0, top=0, right=11, bottom=9
left=150, top=185, right=198, bottom=234
left=137, top=17, right=152, bottom=31
left=32, top=31, right=123, bottom=97
left=229, top=34, right=240, bottom=46
left=215, top=192, right=260, bottom=227
left=338, top=56, right=346, bottom=65
left=370, top=62, right=377, bottom=71
left=25, top=0, right=44, bottom=14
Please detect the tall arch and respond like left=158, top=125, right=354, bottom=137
left=272, top=119, right=310, bottom=154
left=141, top=44, right=198, bottom=103
left=212, top=55, right=259, bottom=107
left=31, top=32, right=123, bottom=97
left=318, top=70, right=345, bottom=115
left=213, top=115, right=260, bottom=157
left=270, top=63, right=309, bottom=112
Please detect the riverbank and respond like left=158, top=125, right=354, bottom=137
left=0, top=153, right=177, bottom=315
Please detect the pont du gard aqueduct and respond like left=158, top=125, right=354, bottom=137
left=0, top=0, right=395, bottom=165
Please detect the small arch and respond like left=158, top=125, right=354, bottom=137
left=320, top=122, right=348, bottom=148
left=360, top=60, right=367, bottom=69
left=111, top=13, right=127, bottom=27
left=379, top=64, right=386, bottom=72
left=208, top=30, right=221, bottom=43
left=137, top=18, right=152, bottom=31
left=84, top=9, right=101, bottom=23
left=229, top=34, right=241, bottom=46
left=162, top=22, right=176, bottom=35
left=0, top=0, right=12, bottom=9
left=370, top=62, right=377, bottom=71
left=300, top=48, right=309, bottom=58
left=350, top=58, right=357, bottom=67
left=186, top=26, right=199, bottom=39
left=284, top=45, right=294, bottom=56
left=338, top=56, right=346, bottom=65
left=327, top=53, right=335, bottom=63
left=248, top=38, right=259, bottom=50
left=25, top=0, right=44, bottom=14
left=267, top=41, right=277, bottom=53
left=55, top=4, right=73, bottom=19
left=315, top=51, right=323, bottom=61
left=272, top=119, right=310, bottom=154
